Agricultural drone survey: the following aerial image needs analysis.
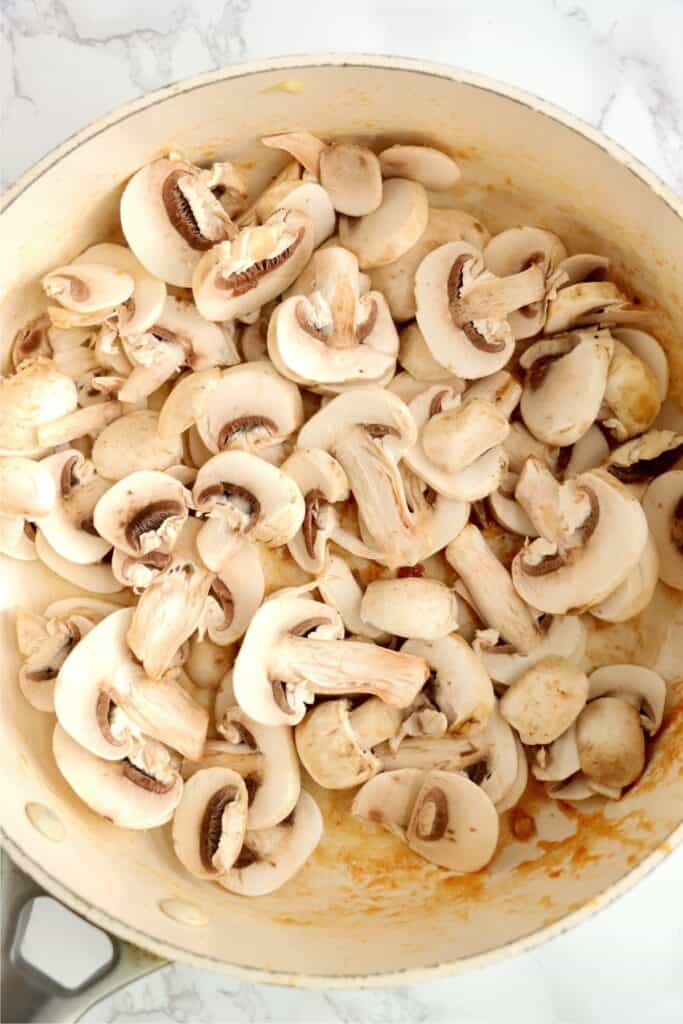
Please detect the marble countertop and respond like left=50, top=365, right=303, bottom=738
left=2, top=0, right=683, bottom=1021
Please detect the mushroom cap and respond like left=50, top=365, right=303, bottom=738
left=220, top=789, right=323, bottom=896
left=281, top=448, right=349, bottom=574
left=422, top=396, right=510, bottom=475
left=35, top=530, right=123, bottom=594
left=297, top=387, right=417, bottom=454
left=93, top=470, right=188, bottom=558
left=360, top=577, right=458, bottom=639
left=612, top=327, right=669, bottom=402
left=512, top=471, right=649, bottom=614
left=295, top=698, right=379, bottom=789
left=576, top=696, right=646, bottom=789
left=600, top=340, right=661, bottom=441
left=398, top=323, right=453, bottom=382
left=195, top=362, right=303, bottom=456
left=317, top=554, right=387, bottom=640
left=590, top=531, right=659, bottom=623
left=38, top=450, right=112, bottom=564
left=157, top=368, right=222, bottom=439
left=53, top=724, right=182, bottom=829
left=339, top=179, right=429, bottom=269
left=378, top=144, right=461, bottom=191
left=406, top=769, right=499, bottom=872
left=642, top=470, right=683, bottom=590
left=588, top=664, right=666, bottom=735
left=0, top=456, right=56, bottom=518
left=273, top=182, right=336, bottom=249
left=545, top=281, right=634, bottom=333
left=0, top=359, right=78, bottom=455
left=204, top=542, right=265, bottom=644
left=92, top=410, right=182, bottom=480
left=73, top=242, right=167, bottom=336
left=499, top=655, right=589, bottom=745
left=318, top=142, right=382, bottom=216
left=561, top=424, right=610, bottom=479
left=480, top=614, right=586, bottom=685
left=42, top=263, right=135, bottom=315
left=171, top=766, right=248, bottom=878
left=403, top=633, right=495, bottom=734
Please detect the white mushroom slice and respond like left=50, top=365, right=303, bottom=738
left=36, top=401, right=124, bottom=448
left=268, top=247, right=398, bottom=388
left=172, top=767, right=248, bottom=878
left=559, top=425, right=610, bottom=479
left=504, top=422, right=557, bottom=475
left=484, top=227, right=567, bottom=339
left=197, top=362, right=303, bottom=455
left=274, top=182, right=336, bottom=249
left=120, top=157, right=237, bottom=287
left=642, top=470, right=683, bottom=590
left=53, top=724, right=182, bottom=829
left=43, top=263, right=134, bottom=316
left=360, top=577, right=458, bottom=639
left=215, top=706, right=300, bottom=828
left=261, top=131, right=328, bottom=176
left=416, top=242, right=543, bottom=380
left=558, top=253, right=610, bottom=286
left=545, top=281, right=643, bottom=333
left=388, top=370, right=435, bottom=404
left=590, top=532, right=659, bottom=623
left=398, top=323, right=453, bottom=381
left=16, top=609, right=83, bottom=713
left=295, top=697, right=402, bottom=789
left=403, top=634, right=495, bottom=734
left=10, top=315, right=53, bottom=368
left=604, top=430, right=683, bottom=494
left=406, top=770, right=499, bottom=871
left=187, top=424, right=212, bottom=468
left=0, top=457, right=56, bottom=519
left=339, top=179, right=429, bottom=269
left=479, top=614, right=586, bottom=686
left=422, top=396, right=510, bottom=477
left=203, top=543, right=264, bottom=644
left=281, top=448, right=349, bottom=573
left=38, top=450, right=111, bottom=564
left=515, top=456, right=597, bottom=548
left=499, top=656, right=588, bottom=745
left=91, top=410, right=182, bottom=480
left=35, top=531, right=123, bottom=593
left=399, top=465, right=471, bottom=563
left=317, top=554, right=387, bottom=640
left=612, top=328, right=669, bottom=402
left=220, top=790, right=323, bottom=897
left=376, top=735, right=488, bottom=775
left=73, top=243, right=167, bottom=337
left=157, top=368, right=222, bottom=439
left=531, top=722, right=581, bottom=782
left=0, top=359, right=78, bottom=456
left=512, top=470, right=648, bottom=614
left=588, top=666, right=665, bottom=738
left=446, top=525, right=540, bottom=655
left=599, top=340, right=661, bottom=441
left=318, top=142, right=382, bottom=216
left=369, top=207, right=489, bottom=322
left=378, top=145, right=461, bottom=190
left=464, top=371, right=522, bottom=420
left=233, top=596, right=428, bottom=726
left=117, top=336, right=184, bottom=404
left=0, top=518, right=38, bottom=560
left=487, top=473, right=538, bottom=537
left=520, top=330, right=613, bottom=446
left=575, top=697, right=646, bottom=789
left=352, top=768, right=424, bottom=838
left=111, top=547, right=172, bottom=590
left=93, top=470, right=188, bottom=558
left=192, top=209, right=314, bottom=321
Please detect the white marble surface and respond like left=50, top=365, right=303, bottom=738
left=2, top=0, right=683, bottom=1020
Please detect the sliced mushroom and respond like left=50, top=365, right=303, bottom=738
left=0, top=456, right=56, bottom=520
left=422, top=396, right=510, bottom=476
left=220, top=790, right=323, bottom=896
left=351, top=767, right=424, bottom=838
left=38, top=450, right=111, bottom=564
left=487, top=472, right=538, bottom=536
left=281, top=448, right=349, bottom=573
left=375, top=734, right=488, bottom=775
left=515, top=455, right=597, bottom=547
left=504, top=422, right=558, bottom=475
left=157, top=368, right=222, bottom=439
left=575, top=697, right=646, bottom=790
left=91, top=410, right=182, bottom=480
left=73, top=242, right=167, bottom=337
left=0, top=359, right=78, bottom=456
left=268, top=181, right=336, bottom=250
left=317, top=555, right=388, bottom=640
left=590, top=531, right=659, bottom=622
left=378, top=145, right=461, bottom=190
left=398, top=322, right=453, bottom=381
left=203, top=542, right=264, bottom=644
left=599, top=339, right=661, bottom=441
left=42, top=262, right=134, bottom=318
left=261, top=131, right=328, bottom=176
left=318, top=142, right=382, bottom=216
left=192, top=209, right=315, bottom=321
left=612, top=327, right=669, bottom=402
left=172, top=767, right=248, bottom=878
left=36, top=401, right=124, bottom=449
left=520, top=330, right=613, bottom=446
left=93, top=470, right=189, bottom=558
left=499, top=655, right=588, bottom=745
left=545, top=281, right=643, bottom=333
left=446, top=525, right=540, bottom=654
left=10, top=314, right=53, bottom=369
left=588, top=665, right=665, bottom=735
left=233, top=595, right=428, bottom=726
left=484, top=226, right=567, bottom=339
left=531, top=721, right=581, bottom=783
left=0, top=518, right=38, bottom=561
left=642, top=470, right=683, bottom=590
left=295, top=697, right=402, bottom=789
left=604, top=430, right=683, bottom=494
left=110, top=547, right=172, bottom=591
left=403, top=633, right=495, bottom=734
left=478, top=614, right=586, bottom=685
left=557, top=253, right=610, bottom=286
left=339, top=179, right=429, bottom=269
left=360, top=577, right=458, bottom=639
left=560, top=425, right=610, bottom=479
left=34, top=530, right=123, bottom=594
left=464, top=371, right=522, bottom=420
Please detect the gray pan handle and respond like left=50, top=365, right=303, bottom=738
left=1, top=851, right=167, bottom=1023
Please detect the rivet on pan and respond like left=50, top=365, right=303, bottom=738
left=159, top=898, right=208, bottom=926
left=25, top=802, right=66, bottom=842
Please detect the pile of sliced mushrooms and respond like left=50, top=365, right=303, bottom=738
left=4, top=132, right=681, bottom=892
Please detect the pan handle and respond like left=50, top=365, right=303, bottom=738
left=2, top=852, right=167, bottom=1023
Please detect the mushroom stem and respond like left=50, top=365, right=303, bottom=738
left=37, top=401, right=123, bottom=448
left=457, top=264, right=546, bottom=322
left=516, top=456, right=594, bottom=547
left=119, top=673, right=209, bottom=762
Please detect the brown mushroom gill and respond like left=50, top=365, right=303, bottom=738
left=216, top=228, right=305, bottom=297
left=209, top=578, right=235, bottom=628
left=412, top=786, right=449, bottom=841
left=125, top=499, right=186, bottom=551
left=294, top=296, right=378, bottom=350
left=271, top=680, right=297, bottom=716
left=527, top=353, right=563, bottom=391
left=60, top=455, right=80, bottom=498
left=303, top=488, right=326, bottom=559
left=95, top=691, right=125, bottom=746
left=122, top=760, right=175, bottom=794
left=217, top=415, right=278, bottom=450
left=162, top=170, right=216, bottom=251
left=607, top=443, right=683, bottom=484
left=196, top=483, right=260, bottom=530
left=673, top=497, right=683, bottom=551
left=447, top=255, right=504, bottom=354
left=199, top=785, right=240, bottom=870
left=25, top=624, right=81, bottom=682
left=520, top=485, right=600, bottom=577
left=233, top=844, right=260, bottom=869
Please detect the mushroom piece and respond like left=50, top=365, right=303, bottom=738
left=351, top=767, right=424, bottom=838
left=0, top=456, right=56, bottom=520
left=590, top=532, right=659, bottom=623
left=370, top=207, right=490, bottom=322
left=499, top=655, right=588, bottom=745
left=478, top=614, right=586, bottom=686
left=93, top=470, right=189, bottom=558
left=267, top=247, right=399, bottom=388
left=73, top=242, right=167, bottom=337
left=446, top=525, right=540, bottom=655
left=91, top=410, right=183, bottom=480
left=10, top=314, right=53, bottom=369
left=403, top=633, right=495, bottom=734
left=157, top=368, right=222, bottom=440
left=281, top=448, right=349, bottom=573
left=195, top=362, right=303, bottom=456
left=514, top=455, right=598, bottom=548
left=575, top=697, right=646, bottom=790
left=512, top=471, right=648, bottom=614
left=203, top=542, right=264, bottom=644
left=339, top=179, right=429, bottom=269
left=483, top=226, right=568, bottom=339
left=487, top=472, right=538, bottom=537
left=317, top=555, right=388, bottom=640
left=0, top=518, right=38, bottom=561
left=504, top=422, right=558, bottom=475
left=559, top=425, right=610, bottom=479
left=192, top=450, right=305, bottom=570
left=422, top=395, right=510, bottom=475
left=120, top=156, right=239, bottom=287
left=0, top=359, right=78, bottom=456
left=415, top=241, right=545, bottom=379
left=604, top=430, right=683, bottom=494
left=378, top=145, right=461, bottom=190
left=642, top=470, right=683, bottom=590
left=219, top=790, right=323, bottom=897
left=54, top=607, right=208, bottom=761
left=34, top=531, right=123, bottom=594
left=110, top=547, right=172, bottom=591
left=612, top=328, right=669, bottom=402
left=38, top=450, right=111, bottom=564
left=531, top=721, right=581, bottom=783
left=295, top=697, right=402, bottom=789
left=233, top=595, right=429, bottom=726
left=398, top=323, right=453, bottom=382
left=464, top=371, right=522, bottom=420
left=375, top=734, right=489, bottom=775
left=545, top=281, right=644, bottom=333
left=318, top=142, right=382, bottom=216
left=42, top=262, right=134, bottom=317
left=53, top=724, right=182, bottom=828
left=557, top=253, right=610, bottom=286
left=171, top=767, right=248, bottom=878
left=264, top=181, right=337, bottom=250
left=261, top=130, right=328, bottom=176
left=360, top=577, right=458, bottom=639
left=519, top=331, right=613, bottom=446
left=192, top=209, right=315, bottom=321
left=587, top=665, right=666, bottom=735
left=36, top=401, right=124, bottom=449
left=599, top=340, right=661, bottom=441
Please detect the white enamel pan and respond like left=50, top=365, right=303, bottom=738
left=1, top=54, right=683, bottom=1023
